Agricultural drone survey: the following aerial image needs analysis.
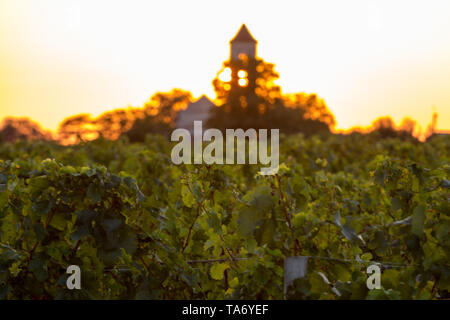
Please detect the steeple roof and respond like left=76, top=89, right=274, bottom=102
left=230, top=24, right=257, bottom=43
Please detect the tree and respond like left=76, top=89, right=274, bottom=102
left=57, top=114, right=97, bottom=145
left=125, top=89, right=192, bottom=142
left=369, top=116, right=418, bottom=140
left=398, top=117, right=418, bottom=137
left=56, top=89, right=192, bottom=144
left=280, top=93, right=335, bottom=134
left=94, top=108, right=139, bottom=140
left=208, top=56, right=334, bottom=135
left=369, top=116, right=397, bottom=138
left=209, top=56, right=281, bottom=130
left=0, top=117, right=52, bottom=143
left=283, top=93, right=335, bottom=128
left=143, top=88, right=192, bottom=125
left=58, top=111, right=137, bottom=145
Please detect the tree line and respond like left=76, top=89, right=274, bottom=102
left=0, top=56, right=441, bottom=144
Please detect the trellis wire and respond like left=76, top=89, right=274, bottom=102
left=103, top=254, right=417, bottom=272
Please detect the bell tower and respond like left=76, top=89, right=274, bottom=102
left=230, top=24, right=257, bottom=61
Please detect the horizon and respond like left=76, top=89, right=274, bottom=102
left=1, top=0, right=449, bottom=134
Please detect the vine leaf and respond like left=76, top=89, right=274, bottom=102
left=181, top=185, right=196, bottom=208
left=210, top=262, right=229, bottom=280
left=334, top=211, right=361, bottom=243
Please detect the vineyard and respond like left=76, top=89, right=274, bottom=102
left=0, top=133, right=449, bottom=299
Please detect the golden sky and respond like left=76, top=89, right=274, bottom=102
left=1, top=0, right=449, bottom=133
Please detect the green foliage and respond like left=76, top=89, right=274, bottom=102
left=0, top=133, right=449, bottom=299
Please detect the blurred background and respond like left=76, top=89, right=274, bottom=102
left=0, top=0, right=449, bottom=142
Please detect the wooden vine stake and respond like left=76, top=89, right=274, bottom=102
left=284, top=256, right=308, bottom=299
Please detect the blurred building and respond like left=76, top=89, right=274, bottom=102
left=176, top=95, right=216, bottom=134
left=230, top=24, right=257, bottom=61
left=175, top=25, right=257, bottom=133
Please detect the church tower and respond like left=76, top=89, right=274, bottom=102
left=230, top=24, right=257, bottom=61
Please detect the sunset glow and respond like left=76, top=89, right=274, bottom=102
left=1, top=0, right=449, bottom=133
left=238, top=70, right=247, bottom=79
left=238, top=79, right=248, bottom=87
left=218, top=68, right=232, bottom=83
